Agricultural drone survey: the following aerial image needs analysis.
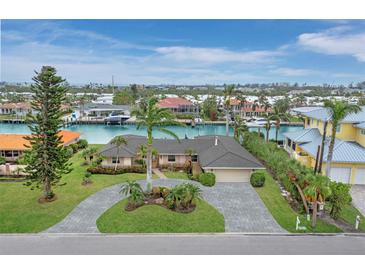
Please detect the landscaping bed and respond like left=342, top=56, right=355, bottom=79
left=96, top=198, right=225, bottom=233
left=0, top=144, right=147, bottom=233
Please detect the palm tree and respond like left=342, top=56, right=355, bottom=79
left=233, top=115, right=248, bottom=141
left=137, top=144, right=158, bottom=168
left=223, top=84, right=236, bottom=136
left=184, top=148, right=196, bottom=175
left=323, top=100, right=361, bottom=176
left=81, top=147, right=98, bottom=165
left=262, top=113, right=273, bottom=143
left=131, top=97, right=183, bottom=190
left=120, top=180, right=144, bottom=207
left=236, top=94, right=246, bottom=118
left=110, top=135, right=128, bottom=170
left=304, top=174, right=331, bottom=227
left=270, top=106, right=290, bottom=143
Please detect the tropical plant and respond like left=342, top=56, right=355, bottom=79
left=81, top=147, right=98, bottom=165
left=137, top=144, right=158, bottom=168
left=236, top=94, right=247, bottom=117
left=274, top=98, right=291, bottom=114
left=328, top=182, right=352, bottom=220
left=184, top=148, right=196, bottom=174
left=304, top=174, right=332, bottom=227
left=23, top=66, right=72, bottom=200
left=270, top=106, right=291, bottom=143
left=262, top=113, right=273, bottom=143
left=131, top=97, right=183, bottom=190
left=223, top=84, right=236, bottom=136
left=110, top=135, right=128, bottom=171
left=201, top=96, right=218, bottom=121
left=323, top=100, right=361, bottom=176
left=120, top=180, right=145, bottom=207
left=0, top=156, right=5, bottom=165
left=180, top=183, right=202, bottom=209
left=232, top=115, right=248, bottom=141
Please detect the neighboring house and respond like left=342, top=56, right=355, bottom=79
left=0, top=102, right=35, bottom=117
left=229, top=99, right=273, bottom=118
left=79, top=103, right=130, bottom=118
left=156, top=97, right=199, bottom=116
left=0, top=130, right=81, bottom=163
left=284, top=106, right=365, bottom=185
left=99, top=135, right=264, bottom=183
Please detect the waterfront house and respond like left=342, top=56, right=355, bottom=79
left=0, top=102, right=35, bottom=117
left=81, top=103, right=130, bottom=118
left=283, top=106, right=365, bottom=185
left=229, top=99, right=273, bottom=118
left=99, top=135, right=264, bottom=183
left=156, top=97, right=199, bottom=116
left=0, top=130, right=81, bottom=163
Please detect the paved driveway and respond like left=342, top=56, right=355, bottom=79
left=351, top=185, right=365, bottom=216
left=45, top=179, right=284, bottom=233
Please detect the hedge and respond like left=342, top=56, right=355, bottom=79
left=87, top=166, right=146, bottom=175
left=198, top=172, right=216, bottom=187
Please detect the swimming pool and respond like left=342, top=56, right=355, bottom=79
left=0, top=123, right=303, bottom=144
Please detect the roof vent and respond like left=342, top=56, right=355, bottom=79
left=215, top=136, right=218, bottom=146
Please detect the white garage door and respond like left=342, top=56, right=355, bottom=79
left=355, top=169, right=365, bottom=185
left=212, top=169, right=252, bottom=183
left=329, top=167, right=351, bottom=184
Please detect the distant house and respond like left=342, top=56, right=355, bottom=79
left=0, top=102, right=34, bottom=117
left=99, top=135, right=264, bottom=183
left=229, top=99, right=273, bottom=118
left=157, top=97, right=199, bottom=116
left=80, top=103, right=130, bottom=118
left=0, top=130, right=81, bottom=163
left=284, top=106, right=365, bottom=185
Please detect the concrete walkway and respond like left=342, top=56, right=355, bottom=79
left=351, top=186, right=365, bottom=217
left=45, top=179, right=285, bottom=233
left=152, top=168, right=167, bottom=179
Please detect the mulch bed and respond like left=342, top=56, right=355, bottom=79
left=124, top=192, right=196, bottom=214
left=38, top=194, right=58, bottom=204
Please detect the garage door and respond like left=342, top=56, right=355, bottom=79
left=329, top=167, right=351, bottom=184
left=355, top=169, right=365, bottom=185
left=212, top=169, right=252, bottom=183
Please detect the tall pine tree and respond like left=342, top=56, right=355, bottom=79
left=24, top=66, right=71, bottom=201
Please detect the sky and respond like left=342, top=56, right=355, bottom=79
left=1, top=19, right=365, bottom=85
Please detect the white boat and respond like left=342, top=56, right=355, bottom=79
left=104, top=110, right=130, bottom=123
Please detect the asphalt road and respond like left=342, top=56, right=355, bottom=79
left=1, top=234, right=365, bottom=255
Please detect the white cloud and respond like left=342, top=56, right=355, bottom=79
left=270, top=67, right=319, bottom=77
left=154, top=46, right=281, bottom=64
left=297, top=27, right=365, bottom=62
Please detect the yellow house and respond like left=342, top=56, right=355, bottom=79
left=284, top=106, right=365, bottom=185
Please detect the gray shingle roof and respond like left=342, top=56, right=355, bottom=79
left=355, top=122, right=365, bottom=129
left=99, top=135, right=264, bottom=169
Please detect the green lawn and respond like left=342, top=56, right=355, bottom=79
left=255, top=171, right=342, bottom=233
left=97, top=199, right=225, bottom=233
left=338, top=204, right=365, bottom=232
left=0, top=145, right=147, bottom=233
left=163, top=171, right=189, bottom=180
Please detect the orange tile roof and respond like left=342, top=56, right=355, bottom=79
left=0, top=130, right=81, bottom=151
left=157, top=97, right=194, bottom=108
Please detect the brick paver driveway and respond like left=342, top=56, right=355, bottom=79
left=351, top=186, right=365, bottom=216
left=45, top=179, right=285, bottom=233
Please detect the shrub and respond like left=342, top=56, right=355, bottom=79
left=198, top=172, right=216, bottom=187
left=328, top=182, right=352, bottom=220
left=87, top=166, right=146, bottom=175
left=250, top=171, right=266, bottom=187
left=77, top=139, right=88, bottom=149
left=69, top=143, right=79, bottom=153
left=82, top=172, right=92, bottom=185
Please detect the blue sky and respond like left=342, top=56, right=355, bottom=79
left=1, top=19, right=365, bottom=85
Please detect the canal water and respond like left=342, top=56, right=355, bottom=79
left=0, top=123, right=303, bottom=144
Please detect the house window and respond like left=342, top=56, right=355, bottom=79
left=168, top=155, right=176, bottom=162
left=112, top=157, right=120, bottom=164
left=361, top=129, right=365, bottom=135
left=336, top=124, right=341, bottom=133
left=191, top=155, right=198, bottom=162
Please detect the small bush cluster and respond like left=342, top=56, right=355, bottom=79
left=159, top=164, right=185, bottom=172
left=198, top=172, right=216, bottom=187
left=250, top=171, right=266, bottom=187
left=87, top=166, right=146, bottom=175
left=69, top=139, right=88, bottom=153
